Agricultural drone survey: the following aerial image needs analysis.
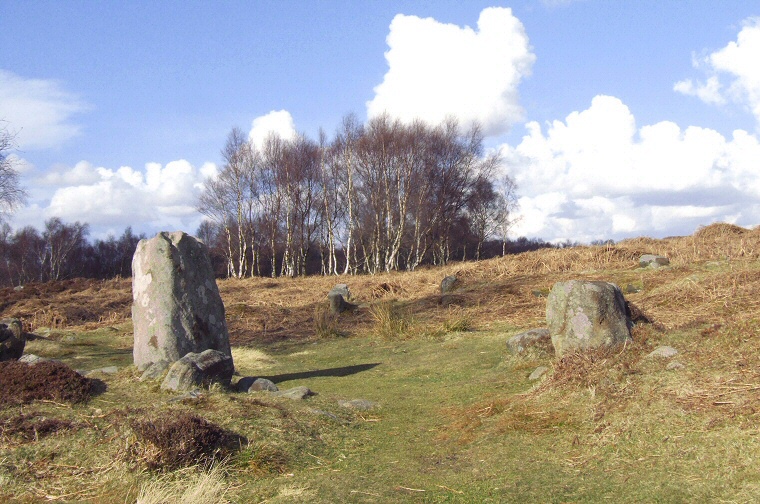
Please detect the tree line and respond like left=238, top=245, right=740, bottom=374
left=0, top=219, right=144, bottom=287
left=0, top=216, right=557, bottom=287
left=198, top=114, right=521, bottom=278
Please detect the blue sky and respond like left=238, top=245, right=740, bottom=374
left=2, top=0, right=760, bottom=242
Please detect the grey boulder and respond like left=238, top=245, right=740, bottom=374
left=236, top=377, right=279, bottom=393
left=639, top=254, right=670, bottom=268
left=506, top=328, right=551, bottom=354
left=328, top=284, right=357, bottom=314
left=546, top=280, right=632, bottom=357
left=0, top=318, right=25, bottom=362
left=161, top=349, right=234, bottom=392
left=275, top=386, right=315, bottom=400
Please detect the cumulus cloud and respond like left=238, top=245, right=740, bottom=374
left=675, top=18, right=760, bottom=126
left=0, top=69, right=88, bottom=150
left=13, top=159, right=215, bottom=238
left=503, top=95, right=760, bottom=242
left=367, top=7, right=535, bottom=136
left=249, top=110, right=297, bottom=150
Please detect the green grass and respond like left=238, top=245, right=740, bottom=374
left=7, top=320, right=759, bottom=502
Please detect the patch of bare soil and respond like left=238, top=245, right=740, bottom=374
left=0, top=361, right=98, bottom=405
left=0, top=413, right=77, bottom=442
left=127, top=410, right=245, bottom=470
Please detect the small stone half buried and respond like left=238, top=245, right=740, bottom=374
left=647, top=346, right=678, bottom=358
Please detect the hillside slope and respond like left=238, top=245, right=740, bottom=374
left=1, top=222, right=760, bottom=502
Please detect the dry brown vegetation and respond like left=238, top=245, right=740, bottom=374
left=2, top=222, right=758, bottom=339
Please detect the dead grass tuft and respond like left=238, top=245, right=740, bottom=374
left=0, top=361, right=97, bottom=405
left=441, top=307, right=473, bottom=333
left=369, top=300, right=412, bottom=339
left=313, top=305, right=343, bottom=338
left=136, top=463, right=228, bottom=504
left=693, top=222, right=749, bottom=240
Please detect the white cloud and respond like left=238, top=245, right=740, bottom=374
left=40, top=161, right=102, bottom=187
left=675, top=18, right=760, bottom=126
left=13, top=159, right=215, bottom=239
left=367, top=7, right=535, bottom=136
left=502, top=95, right=760, bottom=242
left=249, top=110, right=297, bottom=150
left=0, top=69, right=88, bottom=150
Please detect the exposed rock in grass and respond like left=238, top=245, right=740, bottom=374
left=328, top=284, right=357, bottom=314
left=666, top=360, right=685, bottom=370
left=275, top=386, right=314, bottom=400
left=0, top=360, right=98, bottom=405
left=139, top=360, right=170, bottom=381
left=17, top=353, right=55, bottom=365
left=440, top=275, right=458, bottom=294
left=338, top=399, right=377, bottom=410
left=546, top=280, right=632, bottom=357
left=160, top=349, right=234, bottom=392
left=529, top=366, right=549, bottom=381
left=440, top=275, right=460, bottom=306
left=647, top=346, right=678, bottom=358
left=506, top=328, right=551, bottom=355
left=639, top=254, right=670, bottom=268
left=0, top=318, right=25, bottom=361
left=330, top=284, right=351, bottom=299
left=237, top=377, right=278, bottom=392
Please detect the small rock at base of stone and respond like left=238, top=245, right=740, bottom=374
left=529, top=366, right=549, bottom=381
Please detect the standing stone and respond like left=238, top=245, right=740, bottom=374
left=440, top=275, right=460, bottom=306
left=328, top=284, right=356, bottom=314
left=330, top=284, right=351, bottom=299
left=132, top=231, right=231, bottom=372
left=0, top=318, right=25, bottom=361
left=440, top=275, right=458, bottom=295
left=546, top=280, right=632, bottom=357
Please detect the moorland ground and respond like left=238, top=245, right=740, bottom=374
left=2, top=222, right=760, bottom=502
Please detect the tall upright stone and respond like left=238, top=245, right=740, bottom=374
left=132, top=231, right=231, bottom=372
left=546, top=280, right=632, bottom=357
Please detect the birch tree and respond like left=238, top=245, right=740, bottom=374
left=198, top=127, right=258, bottom=278
left=0, top=124, right=26, bottom=215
